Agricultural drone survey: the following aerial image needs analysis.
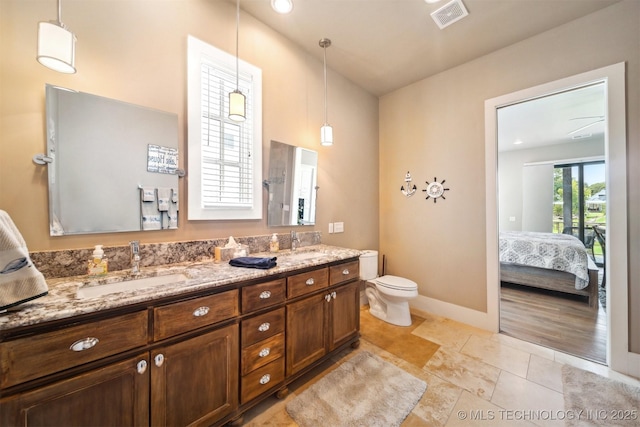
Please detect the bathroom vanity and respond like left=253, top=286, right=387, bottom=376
left=0, top=246, right=361, bottom=427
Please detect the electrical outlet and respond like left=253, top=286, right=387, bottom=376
left=509, top=216, right=516, bottom=222
left=328, top=223, right=334, bottom=234
left=334, top=222, right=344, bottom=233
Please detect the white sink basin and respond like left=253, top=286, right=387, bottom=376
left=77, top=273, right=188, bottom=299
left=283, top=251, right=326, bottom=261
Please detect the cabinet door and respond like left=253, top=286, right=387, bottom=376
left=151, top=324, right=238, bottom=427
left=286, top=293, right=327, bottom=376
left=329, top=281, right=360, bottom=351
left=0, top=354, right=150, bottom=427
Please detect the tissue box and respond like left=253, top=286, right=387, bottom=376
left=214, top=247, right=236, bottom=262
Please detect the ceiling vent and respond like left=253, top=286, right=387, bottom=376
left=430, top=0, right=469, bottom=29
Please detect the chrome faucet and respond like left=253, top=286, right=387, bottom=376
left=291, top=231, right=300, bottom=251
left=130, top=240, right=140, bottom=274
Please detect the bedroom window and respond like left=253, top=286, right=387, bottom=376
left=554, top=161, right=605, bottom=258
left=187, top=35, right=263, bottom=220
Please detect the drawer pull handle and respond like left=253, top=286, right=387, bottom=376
left=331, top=291, right=337, bottom=299
left=259, top=290, right=272, bottom=299
left=70, top=337, right=99, bottom=352
left=259, top=347, right=271, bottom=358
left=305, top=278, right=315, bottom=286
left=154, top=354, right=165, bottom=367
left=258, top=322, right=270, bottom=332
left=193, top=306, right=210, bottom=317
left=342, top=269, right=350, bottom=275
left=137, top=360, right=148, bottom=374
left=259, top=374, right=271, bottom=385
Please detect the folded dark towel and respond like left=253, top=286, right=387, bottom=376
left=229, top=256, right=277, bottom=270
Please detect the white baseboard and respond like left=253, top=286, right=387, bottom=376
left=409, top=294, right=498, bottom=332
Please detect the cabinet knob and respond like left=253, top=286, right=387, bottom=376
left=259, top=347, right=271, bottom=358
left=259, top=374, right=271, bottom=385
left=342, top=269, right=350, bottom=275
left=69, top=337, right=99, bottom=352
left=137, top=359, right=148, bottom=374
left=193, top=306, right=210, bottom=317
left=258, top=322, right=270, bottom=332
left=325, top=294, right=331, bottom=302
left=154, top=353, right=165, bottom=367
left=259, top=290, right=272, bottom=299
left=305, top=278, right=315, bottom=286
left=331, top=291, right=337, bottom=299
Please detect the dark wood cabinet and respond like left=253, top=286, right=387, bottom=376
left=0, top=354, right=150, bottom=427
left=151, top=324, right=238, bottom=427
left=328, top=280, right=360, bottom=351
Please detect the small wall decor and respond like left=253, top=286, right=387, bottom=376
left=400, top=171, right=417, bottom=197
left=423, top=177, right=449, bottom=203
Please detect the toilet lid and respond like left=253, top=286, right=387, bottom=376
left=375, top=275, right=418, bottom=291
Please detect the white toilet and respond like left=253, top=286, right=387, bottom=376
left=359, top=250, right=418, bottom=327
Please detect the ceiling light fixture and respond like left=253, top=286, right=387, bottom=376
left=271, top=0, right=293, bottom=14
left=37, top=0, right=76, bottom=73
left=319, top=38, right=333, bottom=147
left=229, top=0, right=246, bottom=122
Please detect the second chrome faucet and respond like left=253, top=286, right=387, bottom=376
left=291, top=231, right=300, bottom=251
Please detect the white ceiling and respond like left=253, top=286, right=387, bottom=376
left=237, top=0, right=620, bottom=96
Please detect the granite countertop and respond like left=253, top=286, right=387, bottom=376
left=0, top=245, right=362, bottom=332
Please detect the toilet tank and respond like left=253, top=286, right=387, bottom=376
left=359, top=250, right=379, bottom=280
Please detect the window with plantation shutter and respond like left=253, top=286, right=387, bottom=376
left=187, top=36, right=262, bottom=220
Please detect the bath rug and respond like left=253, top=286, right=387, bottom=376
left=286, top=351, right=427, bottom=427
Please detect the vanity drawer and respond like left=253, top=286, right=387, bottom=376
left=241, top=358, right=285, bottom=404
left=241, top=308, right=285, bottom=347
left=329, top=260, right=360, bottom=286
left=0, top=311, right=148, bottom=389
left=153, top=290, right=239, bottom=341
left=241, top=279, right=286, bottom=313
left=287, top=267, right=329, bottom=298
left=241, top=332, right=284, bottom=375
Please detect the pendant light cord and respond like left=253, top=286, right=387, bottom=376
left=235, top=0, right=240, bottom=91
left=323, top=45, right=328, bottom=124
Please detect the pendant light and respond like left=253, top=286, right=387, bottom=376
left=229, top=0, right=246, bottom=122
left=37, top=0, right=76, bottom=74
left=319, top=38, right=333, bottom=146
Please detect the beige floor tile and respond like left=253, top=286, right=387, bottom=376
left=412, top=316, right=488, bottom=351
left=461, top=334, right=531, bottom=377
left=490, top=371, right=565, bottom=427
left=424, top=347, right=501, bottom=400
left=401, top=413, right=431, bottom=426
left=410, top=372, right=463, bottom=427
left=526, top=354, right=563, bottom=393
left=492, top=333, right=555, bottom=361
left=445, top=390, right=538, bottom=427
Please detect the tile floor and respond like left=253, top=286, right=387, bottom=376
left=241, top=307, right=640, bottom=426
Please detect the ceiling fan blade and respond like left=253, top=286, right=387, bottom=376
left=568, top=118, right=605, bottom=135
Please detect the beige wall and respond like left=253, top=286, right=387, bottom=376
left=380, top=0, right=640, bottom=350
left=0, top=0, right=379, bottom=252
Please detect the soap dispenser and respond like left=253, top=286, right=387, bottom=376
left=270, top=233, right=279, bottom=253
left=88, top=245, right=108, bottom=276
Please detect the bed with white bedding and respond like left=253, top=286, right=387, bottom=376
left=499, top=231, right=599, bottom=308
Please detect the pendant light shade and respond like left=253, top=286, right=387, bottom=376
left=319, top=38, right=333, bottom=146
left=229, top=0, right=246, bottom=122
left=37, top=0, right=76, bottom=74
left=229, top=90, right=246, bottom=122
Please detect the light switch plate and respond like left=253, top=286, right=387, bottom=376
left=334, top=222, right=344, bottom=233
left=329, top=223, right=334, bottom=233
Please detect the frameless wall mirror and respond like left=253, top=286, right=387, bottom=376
left=44, top=84, right=180, bottom=236
left=266, top=140, right=318, bottom=226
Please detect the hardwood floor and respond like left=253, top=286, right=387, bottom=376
left=499, top=282, right=607, bottom=364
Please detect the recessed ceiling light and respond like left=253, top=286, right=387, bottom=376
left=425, top=0, right=443, bottom=4
left=271, top=0, right=293, bottom=14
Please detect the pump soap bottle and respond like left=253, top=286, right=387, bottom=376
left=270, top=233, right=279, bottom=253
left=88, top=245, right=108, bottom=276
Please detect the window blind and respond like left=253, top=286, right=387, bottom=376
left=200, top=62, right=254, bottom=208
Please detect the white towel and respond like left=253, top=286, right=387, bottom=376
left=167, top=188, right=179, bottom=229
left=0, top=210, right=48, bottom=311
left=157, top=188, right=171, bottom=212
left=140, top=188, right=161, bottom=230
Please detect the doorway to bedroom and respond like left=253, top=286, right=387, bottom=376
left=496, top=83, right=608, bottom=364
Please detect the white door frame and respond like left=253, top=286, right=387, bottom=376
left=484, top=62, right=635, bottom=376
